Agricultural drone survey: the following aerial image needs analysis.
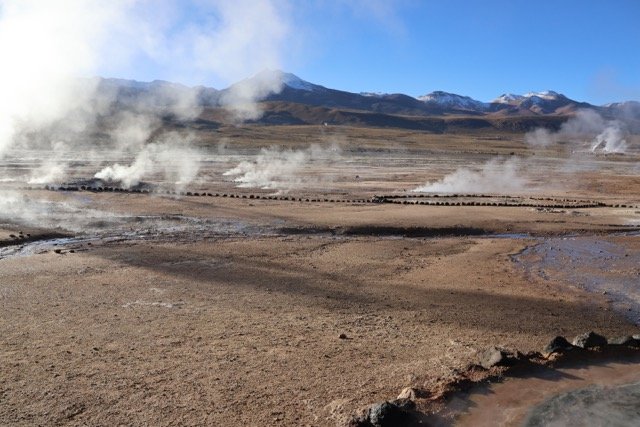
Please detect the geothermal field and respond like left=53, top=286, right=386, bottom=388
left=2, top=119, right=640, bottom=425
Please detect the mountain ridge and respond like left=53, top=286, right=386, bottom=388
left=96, top=70, right=640, bottom=130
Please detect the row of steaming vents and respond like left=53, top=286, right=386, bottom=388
left=26, top=178, right=637, bottom=210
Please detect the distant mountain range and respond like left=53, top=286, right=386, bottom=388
left=97, top=70, right=640, bottom=132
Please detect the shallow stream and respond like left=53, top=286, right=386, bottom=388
left=446, top=357, right=640, bottom=426
left=443, top=233, right=640, bottom=426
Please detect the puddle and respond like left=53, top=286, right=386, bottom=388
left=514, top=234, right=640, bottom=325
left=0, top=213, right=279, bottom=261
left=436, top=357, right=640, bottom=426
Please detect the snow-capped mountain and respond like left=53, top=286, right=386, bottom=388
left=278, top=72, right=317, bottom=91
left=418, top=91, right=488, bottom=111
left=96, top=71, right=639, bottom=125
left=523, top=90, right=563, bottom=100
left=492, top=91, right=564, bottom=105
left=486, top=90, right=589, bottom=115
left=232, top=69, right=324, bottom=93
left=492, top=93, right=525, bottom=104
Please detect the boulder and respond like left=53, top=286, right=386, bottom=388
left=368, top=401, right=412, bottom=427
left=572, top=332, right=607, bottom=349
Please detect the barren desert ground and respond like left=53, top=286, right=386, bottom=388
left=1, top=126, right=640, bottom=426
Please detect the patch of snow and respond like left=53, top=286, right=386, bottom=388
left=418, top=91, right=488, bottom=110
left=523, top=90, right=561, bottom=100
left=280, top=72, right=315, bottom=91
left=492, top=93, right=525, bottom=104
left=360, top=92, right=389, bottom=97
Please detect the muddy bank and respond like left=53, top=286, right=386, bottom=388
left=278, top=225, right=488, bottom=238
left=351, top=336, right=640, bottom=427
left=0, top=231, right=69, bottom=248
left=436, top=348, right=640, bottom=427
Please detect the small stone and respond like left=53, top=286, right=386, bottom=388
left=397, top=387, right=417, bottom=401
left=479, top=346, right=517, bottom=369
left=544, top=336, right=574, bottom=354
left=572, top=331, right=607, bottom=349
left=339, top=333, right=348, bottom=340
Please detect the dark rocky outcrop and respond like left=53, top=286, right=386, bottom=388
left=350, top=399, right=419, bottom=427
left=544, top=336, right=575, bottom=354
left=572, top=332, right=608, bottom=349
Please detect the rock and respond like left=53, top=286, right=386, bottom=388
left=397, top=387, right=417, bottom=401
left=347, top=415, right=373, bottom=427
left=339, top=333, right=348, bottom=340
left=572, top=332, right=607, bottom=349
left=368, top=401, right=411, bottom=427
left=393, top=398, right=416, bottom=412
left=479, top=347, right=517, bottom=369
left=544, top=336, right=574, bottom=354
left=608, top=336, right=640, bottom=348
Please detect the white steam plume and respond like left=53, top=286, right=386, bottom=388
left=221, top=71, right=285, bottom=121
left=591, top=126, right=628, bottom=153
left=0, top=1, right=127, bottom=158
left=94, top=134, right=202, bottom=189
left=0, top=0, right=295, bottom=231
left=0, top=0, right=293, bottom=188
left=524, top=128, right=554, bottom=147
left=413, top=158, right=528, bottom=194
left=223, top=144, right=342, bottom=193
left=0, top=190, right=126, bottom=233
left=524, top=109, right=632, bottom=154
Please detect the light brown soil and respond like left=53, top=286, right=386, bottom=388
left=1, top=126, right=639, bottom=426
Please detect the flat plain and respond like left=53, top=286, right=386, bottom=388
left=1, top=125, right=639, bottom=425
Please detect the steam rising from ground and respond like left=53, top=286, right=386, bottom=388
left=0, top=190, right=123, bottom=233
left=223, top=145, right=342, bottom=193
left=525, top=110, right=631, bottom=154
left=590, top=126, right=628, bottom=153
left=414, top=158, right=528, bottom=194
left=94, top=135, right=202, bottom=189
left=0, top=0, right=292, bottom=188
left=0, top=0, right=294, bottom=227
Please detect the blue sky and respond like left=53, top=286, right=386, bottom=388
left=110, top=1, right=640, bottom=104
